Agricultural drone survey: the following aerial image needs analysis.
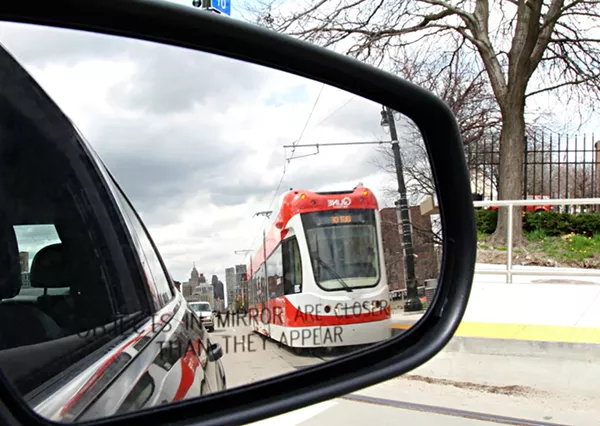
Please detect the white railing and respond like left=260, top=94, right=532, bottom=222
left=472, top=198, right=600, bottom=283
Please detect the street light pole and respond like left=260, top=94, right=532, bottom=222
left=381, top=106, right=423, bottom=312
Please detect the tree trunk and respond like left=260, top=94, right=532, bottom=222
left=489, top=95, right=526, bottom=247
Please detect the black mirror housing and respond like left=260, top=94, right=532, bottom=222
left=208, top=343, right=223, bottom=362
left=0, top=1, right=477, bottom=425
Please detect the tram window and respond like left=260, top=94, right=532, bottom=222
left=256, top=264, right=267, bottom=302
left=275, top=248, right=284, bottom=298
left=250, top=275, right=257, bottom=306
left=267, top=245, right=284, bottom=298
left=282, top=237, right=302, bottom=295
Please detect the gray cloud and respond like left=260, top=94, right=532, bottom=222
left=208, top=180, right=275, bottom=206
left=86, top=111, right=251, bottom=223
left=0, top=19, right=402, bottom=283
left=107, top=44, right=272, bottom=115
left=0, top=22, right=133, bottom=67
left=323, top=99, right=419, bottom=140
left=0, top=21, right=274, bottom=117
left=275, top=146, right=382, bottom=192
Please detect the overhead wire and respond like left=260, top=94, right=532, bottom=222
left=313, top=96, right=355, bottom=128
left=229, top=92, right=357, bottom=280
left=287, top=84, right=325, bottom=162
left=245, top=83, right=326, bottom=258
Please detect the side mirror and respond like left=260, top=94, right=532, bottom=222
left=208, top=343, right=223, bottom=362
left=0, top=2, right=476, bottom=426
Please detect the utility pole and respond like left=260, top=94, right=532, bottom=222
left=381, top=106, right=423, bottom=312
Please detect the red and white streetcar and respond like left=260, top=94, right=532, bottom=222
left=246, top=186, right=392, bottom=348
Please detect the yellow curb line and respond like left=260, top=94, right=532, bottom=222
left=392, top=322, right=600, bottom=344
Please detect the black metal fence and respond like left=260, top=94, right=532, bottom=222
left=466, top=133, right=600, bottom=213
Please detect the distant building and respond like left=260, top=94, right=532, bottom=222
left=211, top=274, right=225, bottom=311
left=380, top=206, right=438, bottom=291
left=225, top=267, right=235, bottom=307
left=235, top=278, right=248, bottom=311
left=234, top=264, right=248, bottom=310
left=186, top=264, right=214, bottom=306
left=181, top=280, right=193, bottom=297
left=234, top=264, right=247, bottom=291
left=211, top=275, right=225, bottom=300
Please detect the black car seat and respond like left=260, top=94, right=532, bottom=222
left=0, top=223, right=63, bottom=350
left=31, top=243, right=76, bottom=331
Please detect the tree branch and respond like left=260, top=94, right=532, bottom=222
left=525, top=76, right=597, bottom=98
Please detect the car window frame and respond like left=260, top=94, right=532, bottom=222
left=0, top=41, right=165, bottom=410
left=100, top=166, right=176, bottom=310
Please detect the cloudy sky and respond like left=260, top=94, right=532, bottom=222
left=0, top=1, right=423, bottom=289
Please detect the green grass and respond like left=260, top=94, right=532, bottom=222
left=477, top=231, right=488, bottom=242
left=478, top=230, right=600, bottom=263
left=527, top=232, right=600, bottom=263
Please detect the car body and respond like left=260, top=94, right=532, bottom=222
left=189, top=302, right=215, bottom=332
left=0, top=36, right=225, bottom=422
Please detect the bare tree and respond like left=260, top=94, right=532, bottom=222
left=248, top=0, right=600, bottom=245
left=373, top=38, right=499, bottom=200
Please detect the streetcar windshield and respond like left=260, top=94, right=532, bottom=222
left=302, top=209, right=380, bottom=290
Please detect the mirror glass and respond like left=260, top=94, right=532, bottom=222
left=0, top=20, right=442, bottom=422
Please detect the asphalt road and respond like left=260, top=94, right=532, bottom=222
left=208, top=321, right=600, bottom=426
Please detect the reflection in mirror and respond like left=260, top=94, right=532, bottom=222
left=0, top=20, right=441, bottom=422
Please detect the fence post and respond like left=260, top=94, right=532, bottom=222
left=506, top=204, right=513, bottom=284
left=596, top=141, right=600, bottom=212
left=523, top=136, right=528, bottom=197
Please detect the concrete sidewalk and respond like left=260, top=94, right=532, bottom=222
left=360, top=321, right=600, bottom=425
left=352, top=355, right=600, bottom=426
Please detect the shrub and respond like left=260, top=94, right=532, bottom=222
left=475, top=209, right=498, bottom=234
left=524, top=211, right=600, bottom=236
left=476, top=209, right=600, bottom=237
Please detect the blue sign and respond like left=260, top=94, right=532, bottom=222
left=211, top=0, right=231, bottom=16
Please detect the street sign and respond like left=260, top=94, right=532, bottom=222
left=211, top=0, right=231, bottom=16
